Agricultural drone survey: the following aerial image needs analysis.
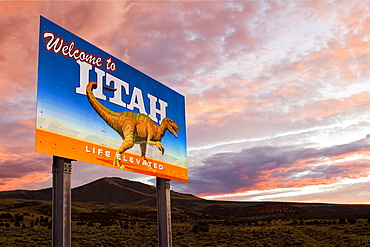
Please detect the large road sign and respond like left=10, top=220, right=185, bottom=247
left=36, top=16, right=187, bottom=183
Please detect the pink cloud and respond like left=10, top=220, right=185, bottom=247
left=175, top=136, right=370, bottom=197
left=0, top=172, right=52, bottom=191
left=0, top=151, right=52, bottom=191
left=296, top=91, right=370, bottom=119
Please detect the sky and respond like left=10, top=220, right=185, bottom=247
left=1, top=0, right=370, bottom=204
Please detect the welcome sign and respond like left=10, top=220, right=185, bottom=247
left=36, top=16, right=187, bottom=183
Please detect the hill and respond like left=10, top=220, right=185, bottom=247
left=0, top=177, right=204, bottom=208
left=1, top=177, right=370, bottom=246
left=0, top=177, right=370, bottom=219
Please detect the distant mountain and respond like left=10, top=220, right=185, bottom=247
left=0, top=187, right=51, bottom=201
left=0, top=177, right=204, bottom=208
left=1, top=177, right=370, bottom=219
left=72, top=177, right=157, bottom=205
left=71, top=177, right=203, bottom=207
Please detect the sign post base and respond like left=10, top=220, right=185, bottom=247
left=156, top=177, right=172, bottom=247
left=52, top=156, right=72, bottom=247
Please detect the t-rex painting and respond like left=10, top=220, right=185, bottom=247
left=86, top=81, right=180, bottom=171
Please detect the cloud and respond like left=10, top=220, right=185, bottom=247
left=0, top=154, right=50, bottom=179
left=178, top=1, right=370, bottom=149
left=173, top=136, right=370, bottom=196
left=0, top=172, right=52, bottom=191
left=0, top=152, right=52, bottom=191
left=203, top=175, right=370, bottom=204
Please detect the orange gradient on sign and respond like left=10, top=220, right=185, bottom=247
left=36, top=128, right=188, bottom=183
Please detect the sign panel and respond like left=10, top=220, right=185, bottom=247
left=36, top=16, right=187, bottom=182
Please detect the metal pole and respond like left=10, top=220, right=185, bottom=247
left=156, top=177, right=172, bottom=247
left=52, top=156, right=72, bottom=247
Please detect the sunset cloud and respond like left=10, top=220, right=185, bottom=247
left=0, top=172, right=52, bottom=191
left=174, top=136, right=370, bottom=198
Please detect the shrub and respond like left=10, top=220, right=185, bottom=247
left=14, top=213, right=24, bottom=221
left=0, top=213, right=13, bottom=219
left=339, top=218, right=346, bottom=224
left=290, top=220, right=298, bottom=226
left=347, top=218, right=357, bottom=224
left=192, top=222, right=209, bottom=233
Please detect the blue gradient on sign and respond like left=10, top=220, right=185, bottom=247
left=37, top=16, right=187, bottom=164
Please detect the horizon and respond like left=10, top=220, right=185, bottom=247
left=1, top=176, right=369, bottom=206
left=1, top=1, right=370, bottom=204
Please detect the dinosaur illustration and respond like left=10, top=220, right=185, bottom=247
left=86, top=81, right=179, bottom=171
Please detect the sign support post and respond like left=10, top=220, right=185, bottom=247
left=156, top=177, right=172, bottom=247
left=52, top=156, right=72, bottom=247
